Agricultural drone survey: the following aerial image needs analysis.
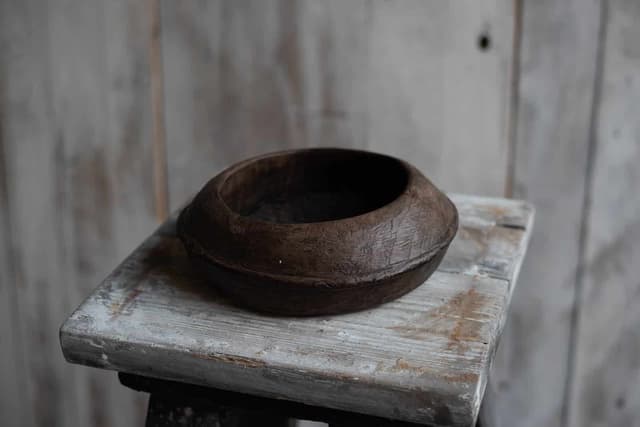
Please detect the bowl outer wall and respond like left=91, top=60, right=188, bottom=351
left=177, top=148, right=459, bottom=288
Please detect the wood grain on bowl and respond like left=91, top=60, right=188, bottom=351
left=177, top=148, right=458, bottom=315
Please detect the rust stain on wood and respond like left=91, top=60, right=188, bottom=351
left=454, top=225, right=522, bottom=275
left=388, top=358, right=431, bottom=376
left=110, top=287, right=143, bottom=318
left=493, top=226, right=523, bottom=246
left=446, top=288, right=482, bottom=350
left=193, top=353, right=266, bottom=369
left=388, top=287, right=490, bottom=354
left=459, top=224, right=522, bottom=253
left=385, top=357, right=479, bottom=384
left=460, top=226, right=487, bottom=245
left=459, top=226, right=489, bottom=257
left=442, top=372, right=480, bottom=384
left=487, top=205, right=508, bottom=218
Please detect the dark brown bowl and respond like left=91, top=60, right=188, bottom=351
left=177, top=148, right=458, bottom=316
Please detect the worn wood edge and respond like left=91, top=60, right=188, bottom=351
left=58, top=194, right=533, bottom=425
left=59, top=297, right=481, bottom=427
left=449, top=195, right=534, bottom=425
left=469, top=230, right=533, bottom=426
left=58, top=268, right=509, bottom=427
left=450, top=194, right=534, bottom=229
left=473, top=199, right=534, bottom=424
left=448, top=194, right=534, bottom=285
left=504, top=200, right=534, bottom=294
left=58, top=255, right=503, bottom=426
left=479, top=197, right=534, bottom=425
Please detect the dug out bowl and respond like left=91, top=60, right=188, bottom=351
left=177, top=148, right=458, bottom=316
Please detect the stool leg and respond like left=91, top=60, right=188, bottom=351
left=145, top=393, right=290, bottom=427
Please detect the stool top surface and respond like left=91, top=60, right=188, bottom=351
left=60, top=194, right=533, bottom=427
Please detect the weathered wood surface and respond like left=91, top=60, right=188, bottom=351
left=0, top=0, right=158, bottom=426
left=480, top=1, right=603, bottom=426
left=60, top=195, right=533, bottom=426
left=568, top=1, right=640, bottom=425
left=160, top=0, right=514, bottom=211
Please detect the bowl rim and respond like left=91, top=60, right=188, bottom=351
left=212, top=147, right=419, bottom=229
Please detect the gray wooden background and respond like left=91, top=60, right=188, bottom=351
left=0, top=1, right=637, bottom=426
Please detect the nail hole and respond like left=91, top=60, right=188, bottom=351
left=478, top=33, right=491, bottom=51
left=615, top=397, right=625, bottom=409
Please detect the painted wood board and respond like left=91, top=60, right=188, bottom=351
left=160, top=0, right=514, bottom=212
left=47, top=0, right=159, bottom=425
left=60, top=195, right=533, bottom=426
left=480, top=1, right=603, bottom=426
left=0, top=238, right=21, bottom=427
left=0, top=7, right=26, bottom=423
left=0, top=2, right=71, bottom=425
left=0, top=0, right=158, bottom=426
left=0, top=109, right=23, bottom=427
left=569, top=1, right=640, bottom=425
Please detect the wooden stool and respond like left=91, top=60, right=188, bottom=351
left=60, top=194, right=533, bottom=426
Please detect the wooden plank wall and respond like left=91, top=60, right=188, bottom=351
left=160, top=0, right=514, bottom=211
left=0, top=0, right=156, bottom=426
left=569, top=0, right=640, bottom=425
left=480, top=1, right=604, bottom=426
left=486, top=1, right=640, bottom=427
left=1, top=1, right=639, bottom=426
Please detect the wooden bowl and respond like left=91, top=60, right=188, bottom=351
left=177, top=148, right=458, bottom=316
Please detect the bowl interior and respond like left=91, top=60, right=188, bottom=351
left=219, top=150, right=409, bottom=224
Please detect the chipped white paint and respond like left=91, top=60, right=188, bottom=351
left=60, top=195, right=533, bottom=426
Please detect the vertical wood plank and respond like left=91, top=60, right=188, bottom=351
left=149, top=0, right=170, bottom=222
left=366, top=0, right=514, bottom=196
left=0, top=210, right=22, bottom=426
left=481, top=0, right=602, bottom=426
left=48, top=0, right=157, bottom=425
left=0, top=2, right=63, bottom=425
left=569, top=0, right=640, bottom=425
left=162, top=0, right=288, bottom=209
left=0, top=80, right=25, bottom=427
left=0, top=0, right=157, bottom=425
left=161, top=0, right=514, bottom=211
left=294, top=1, right=372, bottom=152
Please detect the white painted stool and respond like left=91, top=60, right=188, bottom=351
left=60, top=194, right=533, bottom=426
